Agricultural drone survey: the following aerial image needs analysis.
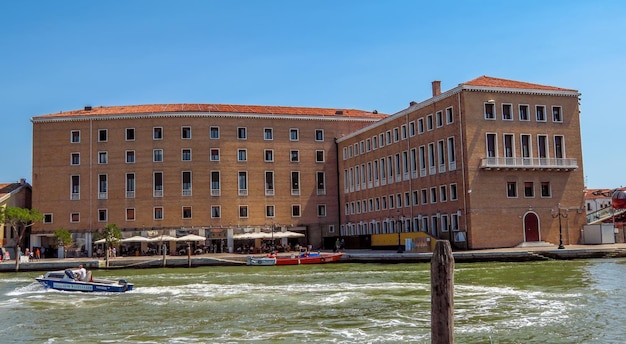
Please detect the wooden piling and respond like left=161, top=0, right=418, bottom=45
left=431, top=240, right=454, bottom=344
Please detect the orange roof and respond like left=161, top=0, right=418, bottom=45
left=462, top=76, right=577, bottom=92
left=0, top=183, right=23, bottom=198
left=33, top=104, right=387, bottom=120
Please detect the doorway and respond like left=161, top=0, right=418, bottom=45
left=524, top=212, right=540, bottom=242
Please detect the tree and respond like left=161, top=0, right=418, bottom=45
left=0, top=206, right=43, bottom=271
left=101, top=223, right=122, bottom=267
left=53, top=228, right=73, bottom=258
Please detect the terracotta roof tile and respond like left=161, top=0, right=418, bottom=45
left=0, top=183, right=22, bottom=197
left=462, top=76, right=577, bottom=92
left=33, top=104, right=387, bottom=120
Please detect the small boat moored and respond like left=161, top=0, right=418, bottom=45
left=246, top=255, right=277, bottom=266
left=35, top=269, right=134, bottom=293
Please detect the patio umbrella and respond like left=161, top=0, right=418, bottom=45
left=177, top=234, right=207, bottom=241
left=94, top=238, right=106, bottom=244
left=121, top=236, right=150, bottom=243
left=273, top=231, right=305, bottom=239
left=148, top=235, right=178, bottom=242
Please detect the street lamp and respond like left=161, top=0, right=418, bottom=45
left=397, top=215, right=405, bottom=253
left=551, top=203, right=567, bottom=249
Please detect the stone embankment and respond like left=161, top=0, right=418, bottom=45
left=3, top=244, right=626, bottom=272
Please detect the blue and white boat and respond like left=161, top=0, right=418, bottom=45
left=35, top=269, right=134, bottom=293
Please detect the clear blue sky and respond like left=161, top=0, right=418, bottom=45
left=1, top=1, right=624, bottom=189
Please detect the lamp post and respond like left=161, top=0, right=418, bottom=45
left=551, top=203, right=567, bottom=249
left=397, top=215, right=404, bottom=253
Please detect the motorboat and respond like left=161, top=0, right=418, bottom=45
left=246, top=255, right=277, bottom=266
left=275, top=252, right=343, bottom=265
left=35, top=269, right=134, bottom=292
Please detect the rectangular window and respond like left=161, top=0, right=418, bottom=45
left=507, top=182, right=517, bottom=198
left=238, top=149, right=247, bottom=161
left=502, top=104, right=512, bottom=120
left=70, top=212, right=79, bottom=223
left=379, top=133, right=385, bottom=147
left=98, top=151, right=108, bottom=164
left=393, top=127, right=399, bottom=142
left=126, top=128, right=135, bottom=141
left=485, top=103, right=495, bottom=119
left=447, top=137, right=456, bottom=168
left=126, top=208, right=135, bottom=221
left=291, top=171, right=300, bottom=195
left=154, top=172, right=163, bottom=197
left=554, top=135, right=564, bottom=159
left=386, top=131, right=392, bottom=144
left=237, top=127, right=247, bottom=139
left=504, top=134, right=514, bottom=159
left=71, top=175, right=80, bottom=200
left=552, top=106, right=563, bottom=122
left=181, top=126, right=191, bottom=139
left=44, top=213, right=53, bottom=224
left=440, top=185, right=448, bottom=202
left=430, top=187, right=437, bottom=203
left=71, top=153, right=80, bottom=165
left=446, top=107, right=454, bottom=124
left=154, top=207, right=163, bottom=220
left=290, top=150, right=299, bottom=162
left=524, top=182, right=534, bottom=197
left=98, top=209, right=107, bottom=222
left=427, top=114, right=434, bottom=130
left=436, top=111, right=443, bottom=127
left=519, top=105, right=529, bottom=121
left=153, top=149, right=163, bottom=162
left=182, top=171, right=192, bottom=196
left=239, top=205, right=248, bottom=218
left=316, top=150, right=324, bottom=163
left=372, top=135, right=378, bottom=149
left=98, top=129, right=107, bottom=142
left=418, top=118, right=424, bottom=134
left=210, top=149, right=220, bottom=161
left=153, top=127, right=163, bottom=140
left=541, top=182, right=551, bottom=197
left=266, top=205, right=275, bottom=217
left=290, top=128, right=299, bottom=141
left=71, top=130, right=80, bottom=143
left=265, top=171, right=274, bottom=195
left=292, top=205, right=301, bottom=217
left=126, top=173, right=135, bottom=198
left=487, top=134, right=497, bottom=158
left=315, top=129, right=324, bottom=141
left=211, top=206, right=221, bottom=218
left=521, top=135, right=531, bottom=161
left=126, top=150, right=135, bottom=163
left=98, top=174, right=107, bottom=199
left=317, top=171, right=326, bottom=195
left=238, top=171, right=248, bottom=195
left=211, top=171, right=220, bottom=196
left=210, top=126, right=220, bottom=139
left=264, top=149, right=274, bottom=162
left=536, top=105, right=546, bottom=121
left=538, top=135, right=548, bottom=160
left=317, top=204, right=327, bottom=217
left=450, top=183, right=458, bottom=200
left=182, top=148, right=192, bottom=161
left=182, top=206, right=192, bottom=219
left=264, top=128, right=273, bottom=140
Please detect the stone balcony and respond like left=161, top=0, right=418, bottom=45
left=480, top=157, right=578, bottom=171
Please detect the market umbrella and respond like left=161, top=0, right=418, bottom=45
left=121, top=236, right=150, bottom=243
left=273, top=231, right=305, bottom=239
left=177, top=234, right=207, bottom=241
left=148, top=235, right=178, bottom=242
left=94, top=238, right=106, bottom=244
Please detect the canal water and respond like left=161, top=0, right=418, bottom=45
left=0, top=259, right=624, bottom=343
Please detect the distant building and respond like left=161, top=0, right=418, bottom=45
left=0, top=179, right=32, bottom=255
left=31, top=104, right=385, bottom=254
left=30, top=76, right=587, bottom=252
left=337, top=76, right=586, bottom=249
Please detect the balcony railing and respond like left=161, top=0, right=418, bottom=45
left=126, top=191, right=135, bottom=198
left=480, top=157, right=578, bottom=170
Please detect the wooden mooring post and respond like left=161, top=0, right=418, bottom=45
left=431, top=240, right=454, bottom=344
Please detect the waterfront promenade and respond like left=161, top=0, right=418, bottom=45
left=3, top=242, right=626, bottom=272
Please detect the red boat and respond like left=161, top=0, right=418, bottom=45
left=274, top=252, right=343, bottom=265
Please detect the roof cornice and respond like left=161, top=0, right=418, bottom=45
left=461, top=85, right=580, bottom=97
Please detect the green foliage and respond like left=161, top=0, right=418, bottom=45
left=102, top=223, right=122, bottom=247
left=0, top=206, right=44, bottom=245
left=54, top=228, right=73, bottom=247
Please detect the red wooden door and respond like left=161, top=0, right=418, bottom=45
left=524, top=213, right=540, bottom=242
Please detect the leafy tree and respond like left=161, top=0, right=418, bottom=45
left=101, top=223, right=122, bottom=266
left=0, top=206, right=43, bottom=271
left=53, top=228, right=73, bottom=258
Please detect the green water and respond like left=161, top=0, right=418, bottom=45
left=1, top=259, right=624, bottom=343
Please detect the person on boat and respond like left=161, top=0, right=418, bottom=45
left=76, top=264, right=87, bottom=281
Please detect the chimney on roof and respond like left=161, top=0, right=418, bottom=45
left=432, top=80, right=441, bottom=97
left=373, top=110, right=378, bottom=114
left=19, top=178, right=26, bottom=185
left=84, top=105, right=92, bottom=111
left=335, top=110, right=344, bottom=115
left=409, top=101, right=417, bottom=106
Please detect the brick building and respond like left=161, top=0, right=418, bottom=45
left=337, top=76, right=586, bottom=249
left=31, top=104, right=385, bottom=254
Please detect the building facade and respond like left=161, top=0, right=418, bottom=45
left=337, top=76, right=586, bottom=249
left=31, top=104, right=385, bottom=253
left=1, top=179, right=33, bottom=256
